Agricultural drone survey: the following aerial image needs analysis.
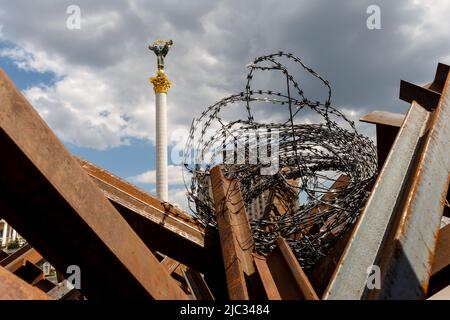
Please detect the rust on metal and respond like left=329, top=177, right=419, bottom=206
left=77, top=157, right=220, bottom=276
left=210, top=165, right=256, bottom=300
left=0, top=68, right=187, bottom=300
left=325, top=95, right=432, bottom=299
left=0, top=266, right=51, bottom=300
left=254, top=254, right=282, bottom=300
left=360, top=111, right=405, bottom=171
left=430, top=216, right=450, bottom=276
left=360, top=110, right=405, bottom=128
left=373, top=67, right=450, bottom=299
left=161, top=256, right=181, bottom=275
left=400, top=80, right=441, bottom=111
left=255, top=238, right=318, bottom=300
left=183, top=267, right=215, bottom=300
left=0, top=243, right=43, bottom=273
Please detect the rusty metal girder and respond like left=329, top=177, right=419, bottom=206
left=210, top=165, right=254, bottom=299
left=360, top=111, right=405, bottom=171
left=254, top=238, right=318, bottom=300
left=210, top=165, right=260, bottom=300
left=0, top=68, right=187, bottom=300
left=324, top=63, right=450, bottom=300
left=431, top=224, right=450, bottom=276
left=77, top=157, right=220, bottom=275
left=0, top=243, right=43, bottom=272
left=0, top=266, right=50, bottom=300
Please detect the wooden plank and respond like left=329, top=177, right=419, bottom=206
left=0, top=67, right=187, bottom=300
left=210, top=165, right=256, bottom=300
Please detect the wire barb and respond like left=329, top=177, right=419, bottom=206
left=183, top=52, right=377, bottom=269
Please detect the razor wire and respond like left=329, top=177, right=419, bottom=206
left=183, top=52, right=377, bottom=269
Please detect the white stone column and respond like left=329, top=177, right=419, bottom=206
left=155, top=92, right=168, bottom=202
left=1, top=221, right=8, bottom=247
left=150, top=69, right=171, bottom=202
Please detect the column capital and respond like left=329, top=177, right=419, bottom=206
left=149, top=69, right=171, bottom=94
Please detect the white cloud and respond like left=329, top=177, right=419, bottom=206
left=128, top=165, right=185, bottom=185
left=0, top=0, right=448, bottom=152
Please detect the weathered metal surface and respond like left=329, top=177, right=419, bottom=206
left=309, top=223, right=356, bottom=297
left=360, top=110, right=405, bottom=128
left=13, top=260, right=44, bottom=286
left=324, top=101, right=431, bottom=299
left=254, top=254, right=282, bottom=300
left=0, top=68, right=187, bottom=300
left=400, top=80, right=441, bottom=111
left=426, top=63, right=450, bottom=94
left=210, top=165, right=256, bottom=300
left=325, top=64, right=450, bottom=300
left=0, top=266, right=51, bottom=300
left=427, top=284, right=450, bottom=300
left=373, top=72, right=450, bottom=299
left=47, top=280, right=80, bottom=300
left=360, top=111, right=405, bottom=171
left=273, top=238, right=318, bottom=300
left=0, top=243, right=43, bottom=272
left=77, top=157, right=220, bottom=275
left=161, top=256, right=181, bottom=275
left=431, top=224, right=450, bottom=276
left=255, top=238, right=318, bottom=300
left=34, top=278, right=56, bottom=293
left=183, top=267, right=214, bottom=300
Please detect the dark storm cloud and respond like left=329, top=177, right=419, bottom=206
left=0, top=0, right=448, bottom=149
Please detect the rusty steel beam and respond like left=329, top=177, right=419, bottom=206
left=309, top=223, right=355, bottom=297
left=34, top=278, right=56, bottom=293
left=0, top=266, right=51, bottom=300
left=210, top=165, right=258, bottom=300
left=161, top=256, right=181, bottom=275
left=0, top=243, right=43, bottom=273
left=360, top=111, right=405, bottom=171
left=400, top=80, right=441, bottom=111
left=183, top=267, right=214, bottom=300
left=431, top=224, right=450, bottom=276
left=428, top=284, right=450, bottom=300
left=324, top=63, right=450, bottom=300
left=77, top=157, right=220, bottom=275
left=360, top=110, right=405, bottom=128
left=255, top=238, right=318, bottom=300
left=14, top=260, right=44, bottom=286
left=0, top=68, right=187, bottom=300
left=371, top=68, right=450, bottom=299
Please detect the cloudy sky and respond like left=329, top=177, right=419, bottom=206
left=0, top=0, right=449, bottom=210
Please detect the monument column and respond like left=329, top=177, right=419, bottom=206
left=149, top=40, right=173, bottom=202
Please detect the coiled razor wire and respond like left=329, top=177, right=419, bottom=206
left=183, top=52, right=377, bottom=269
